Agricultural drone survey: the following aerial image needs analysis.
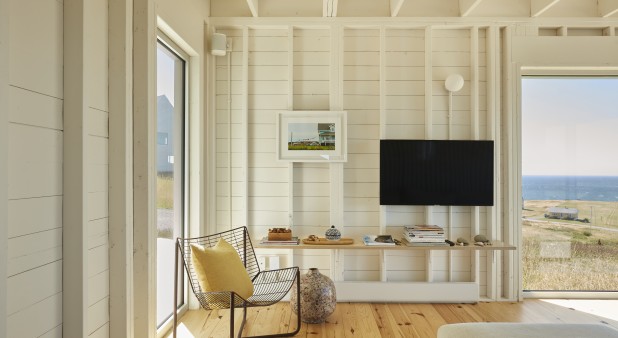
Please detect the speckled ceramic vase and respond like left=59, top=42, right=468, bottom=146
left=291, top=268, right=336, bottom=324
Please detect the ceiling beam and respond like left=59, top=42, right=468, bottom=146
left=459, top=0, right=484, bottom=17
left=599, top=0, right=618, bottom=17
left=246, top=0, right=258, bottom=17
left=323, top=0, right=338, bottom=17
left=531, top=0, right=562, bottom=17
left=390, top=0, right=405, bottom=17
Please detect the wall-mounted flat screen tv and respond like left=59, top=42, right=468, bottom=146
left=380, top=140, right=494, bottom=206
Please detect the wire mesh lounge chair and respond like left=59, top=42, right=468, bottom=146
left=173, top=226, right=301, bottom=338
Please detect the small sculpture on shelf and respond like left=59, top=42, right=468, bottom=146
left=474, top=234, right=492, bottom=246
left=456, top=237, right=469, bottom=246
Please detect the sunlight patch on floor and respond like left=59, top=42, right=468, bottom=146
left=542, top=299, right=618, bottom=323
left=164, top=323, right=194, bottom=338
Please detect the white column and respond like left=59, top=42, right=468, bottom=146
left=329, top=24, right=344, bottom=281
left=470, top=26, right=480, bottom=285
left=133, top=0, right=156, bottom=335
left=109, top=0, right=134, bottom=335
left=485, top=25, right=499, bottom=300
left=287, top=26, right=295, bottom=267
left=503, top=26, right=519, bottom=301
left=424, top=26, right=434, bottom=282
left=206, top=25, right=218, bottom=236
left=379, top=26, right=387, bottom=282
left=242, top=27, right=249, bottom=227
left=64, top=0, right=89, bottom=336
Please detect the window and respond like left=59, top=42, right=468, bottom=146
left=156, top=37, right=188, bottom=329
left=521, top=77, right=618, bottom=293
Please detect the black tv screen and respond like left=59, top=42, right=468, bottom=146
left=380, top=140, right=494, bottom=206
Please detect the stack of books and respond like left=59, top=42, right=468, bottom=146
left=401, top=225, right=448, bottom=246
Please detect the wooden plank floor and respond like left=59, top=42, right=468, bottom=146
left=165, top=300, right=618, bottom=338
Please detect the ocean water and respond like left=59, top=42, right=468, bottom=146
left=522, top=176, right=618, bottom=202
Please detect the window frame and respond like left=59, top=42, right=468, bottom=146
left=155, top=31, right=191, bottom=335
left=518, top=69, right=618, bottom=300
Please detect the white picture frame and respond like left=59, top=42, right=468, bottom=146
left=276, top=111, right=347, bottom=162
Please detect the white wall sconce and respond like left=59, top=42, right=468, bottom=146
left=444, top=74, right=464, bottom=139
left=211, top=32, right=227, bottom=56
left=445, top=73, right=464, bottom=93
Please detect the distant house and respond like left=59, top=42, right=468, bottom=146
left=157, top=95, right=174, bottom=174
left=318, top=123, right=335, bottom=146
left=546, top=207, right=579, bottom=220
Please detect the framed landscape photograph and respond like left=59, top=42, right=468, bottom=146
left=276, top=111, right=347, bottom=162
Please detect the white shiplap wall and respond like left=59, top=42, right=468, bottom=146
left=6, top=0, right=110, bottom=336
left=7, top=0, right=64, bottom=336
left=342, top=28, right=381, bottom=281
left=213, top=18, right=616, bottom=300
left=214, top=23, right=502, bottom=300
left=292, top=28, right=332, bottom=275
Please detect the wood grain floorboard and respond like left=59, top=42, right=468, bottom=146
left=165, top=300, right=618, bottom=338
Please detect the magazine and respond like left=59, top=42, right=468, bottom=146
left=259, top=237, right=299, bottom=245
left=362, top=235, right=396, bottom=246
left=400, top=237, right=449, bottom=247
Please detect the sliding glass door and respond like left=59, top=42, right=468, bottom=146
left=156, top=37, right=187, bottom=328
left=521, top=77, right=618, bottom=293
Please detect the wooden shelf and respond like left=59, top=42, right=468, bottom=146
left=254, top=240, right=515, bottom=251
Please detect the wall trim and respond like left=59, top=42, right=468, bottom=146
left=209, top=16, right=618, bottom=27
left=0, top=0, right=9, bottom=334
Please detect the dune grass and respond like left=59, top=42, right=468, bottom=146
left=523, top=200, right=618, bottom=291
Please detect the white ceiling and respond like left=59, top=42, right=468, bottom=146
left=210, top=0, right=618, bottom=18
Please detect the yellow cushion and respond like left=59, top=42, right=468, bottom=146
left=190, top=239, right=254, bottom=300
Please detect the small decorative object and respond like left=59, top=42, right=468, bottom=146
left=325, top=225, right=341, bottom=241
left=456, top=237, right=469, bottom=246
left=306, top=234, right=319, bottom=241
left=474, top=234, right=491, bottom=245
left=291, top=268, right=336, bottom=324
left=268, top=227, right=292, bottom=241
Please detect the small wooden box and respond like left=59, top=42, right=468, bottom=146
left=268, top=232, right=292, bottom=241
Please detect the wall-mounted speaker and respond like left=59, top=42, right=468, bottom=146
left=211, top=33, right=227, bottom=56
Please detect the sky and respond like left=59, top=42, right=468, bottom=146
left=288, top=123, right=319, bottom=142
left=522, top=78, right=618, bottom=176
left=157, top=45, right=176, bottom=106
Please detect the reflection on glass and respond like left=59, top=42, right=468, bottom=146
left=522, top=78, right=618, bottom=292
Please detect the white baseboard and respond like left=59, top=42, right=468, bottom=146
left=334, top=282, right=479, bottom=303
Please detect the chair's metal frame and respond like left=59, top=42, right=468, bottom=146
left=173, top=226, right=301, bottom=338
